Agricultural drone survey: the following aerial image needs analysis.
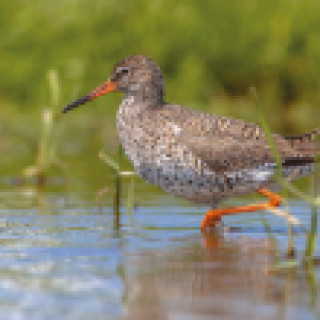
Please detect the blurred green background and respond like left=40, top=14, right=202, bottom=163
left=1, top=0, right=319, bottom=187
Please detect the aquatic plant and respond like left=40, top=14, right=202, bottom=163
left=252, top=88, right=319, bottom=261
left=23, top=70, right=67, bottom=185
left=98, top=147, right=136, bottom=228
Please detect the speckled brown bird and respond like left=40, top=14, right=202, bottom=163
left=63, top=55, right=319, bottom=231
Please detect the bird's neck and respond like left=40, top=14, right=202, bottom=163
left=125, top=84, right=165, bottom=107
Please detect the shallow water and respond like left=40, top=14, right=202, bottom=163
left=0, top=184, right=318, bottom=320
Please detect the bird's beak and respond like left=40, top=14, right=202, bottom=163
left=62, top=80, right=117, bottom=113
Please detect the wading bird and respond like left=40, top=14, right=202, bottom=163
left=63, top=55, right=318, bottom=231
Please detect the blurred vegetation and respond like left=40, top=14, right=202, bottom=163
left=0, top=0, right=319, bottom=185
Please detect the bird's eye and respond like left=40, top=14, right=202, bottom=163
left=117, top=67, right=129, bottom=75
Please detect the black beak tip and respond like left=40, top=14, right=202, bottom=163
left=62, top=95, right=91, bottom=114
left=61, top=106, right=69, bottom=114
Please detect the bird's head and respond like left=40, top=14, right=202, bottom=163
left=62, top=55, right=165, bottom=114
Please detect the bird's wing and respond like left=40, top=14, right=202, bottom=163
left=177, top=132, right=282, bottom=173
left=162, top=106, right=310, bottom=172
left=152, top=105, right=314, bottom=173
left=285, top=129, right=320, bottom=157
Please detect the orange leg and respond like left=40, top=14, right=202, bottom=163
left=201, top=188, right=282, bottom=232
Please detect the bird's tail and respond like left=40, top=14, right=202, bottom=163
left=285, top=129, right=320, bottom=157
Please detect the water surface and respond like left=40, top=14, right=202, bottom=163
left=0, top=184, right=318, bottom=320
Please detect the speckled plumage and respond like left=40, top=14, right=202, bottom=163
left=112, top=55, right=318, bottom=206
left=64, top=55, right=319, bottom=208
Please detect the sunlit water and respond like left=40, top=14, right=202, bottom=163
left=0, top=185, right=318, bottom=320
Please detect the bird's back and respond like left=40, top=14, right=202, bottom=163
left=117, top=100, right=316, bottom=206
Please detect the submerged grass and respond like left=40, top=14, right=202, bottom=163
left=305, top=136, right=319, bottom=260
left=99, top=147, right=136, bottom=228
left=251, top=88, right=319, bottom=261
left=252, top=89, right=319, bottom=307
left=252, top=87, right=297, bottom=257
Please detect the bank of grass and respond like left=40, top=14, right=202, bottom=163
left=0, top=0, right=320, bottom=134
